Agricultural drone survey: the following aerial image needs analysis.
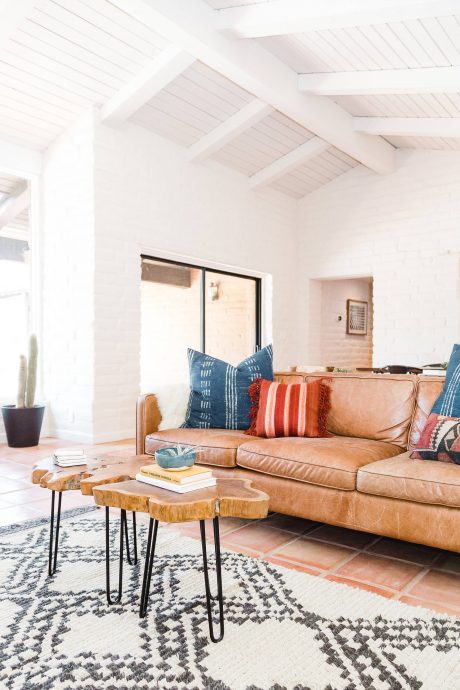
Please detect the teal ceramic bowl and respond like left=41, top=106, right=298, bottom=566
left=155, top=446, right=196, bottom=470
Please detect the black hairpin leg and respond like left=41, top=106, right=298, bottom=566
left=124, top=511, right=138, bottom=565
left=48, top=490, right=62, bottom=577
left=105, top=507, right=125, bottom=605
left=200, top=518, right=224, bottom=643
left=139, top=517, right=159, bottom=619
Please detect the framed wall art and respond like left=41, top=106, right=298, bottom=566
left=346, top=299, right=368, bottom=335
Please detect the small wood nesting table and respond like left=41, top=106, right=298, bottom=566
left=31, top=454, right=269, bottom=643
left=31, top=454, right=152, bottom=575
left=92, top=477, right=269, bottom=642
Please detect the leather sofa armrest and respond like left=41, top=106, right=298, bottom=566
left=136, top=394, right=162, bottom=455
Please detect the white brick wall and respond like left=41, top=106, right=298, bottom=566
left=38, top=118, right=460, bottom=444
left=41, top=113, right=296, bottom=442
left=296, top=149, right=460, bottom=368
left=91, top=120, right=297, bottom=441
left=41, top=111, right=96, bottom=442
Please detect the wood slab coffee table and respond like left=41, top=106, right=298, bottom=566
left=93, top=478, right=269, bottom=643
left=31, top=454, right=152, bottom=576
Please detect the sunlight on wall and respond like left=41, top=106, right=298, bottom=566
left=0, top=258, right=30, bottom=400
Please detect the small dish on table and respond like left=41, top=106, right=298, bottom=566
left=155, top=445, right=196, bottom=471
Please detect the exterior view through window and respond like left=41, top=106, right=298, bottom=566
left=140, top=256, right=261, bottom=390
left=0, top=174, right=30, bottom=403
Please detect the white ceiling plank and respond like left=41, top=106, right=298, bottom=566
left=250, top=137, right=330, bottom=189
left=188, top=99, right=271, bottom=161
left=101, top=45, right=195, bottom=125
left=354, top=116, right=460, bottom=137
left=0, top=226, right=28, bottom=241
left=299, top=66, right=460, bottom=95
left=217, top=0, right=460, bottom=38
left=108, top=0, right=394, bottom=173
left=0, top=0, right=37, bottom=50
left=0, top=184, right=30, bottom=230
left=0, top=137, right=42, bottom=176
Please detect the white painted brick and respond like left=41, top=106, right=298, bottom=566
left=297, top=149, right=460, bottom=367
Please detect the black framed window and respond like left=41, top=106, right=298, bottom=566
left=140, top=255, right=262, bottom=387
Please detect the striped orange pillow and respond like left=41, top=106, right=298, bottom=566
left=246, top=378, right=330, bottom=438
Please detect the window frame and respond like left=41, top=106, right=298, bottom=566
left=141, top=254, right=262, bottom=355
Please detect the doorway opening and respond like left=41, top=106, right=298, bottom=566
left=311, top=276, right=373, bottom=369
left=140, top=256, right=262, bottom=390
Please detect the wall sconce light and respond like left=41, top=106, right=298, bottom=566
left=208, top=282, right=219, bottom=301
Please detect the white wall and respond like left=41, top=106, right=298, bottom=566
left=41, top=111, right=96, bottom=442
left=38, top=118, right=460, bottom=444
left=38, top=111, right=297, bottom=442
left=297, top=150, right=460, bottom=367
left=92, top=118, right=297, bottom=440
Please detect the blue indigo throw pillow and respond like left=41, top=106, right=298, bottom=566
left=431, top=344, right=460, bottom=417
left=183, top=345, right=274, bottom=430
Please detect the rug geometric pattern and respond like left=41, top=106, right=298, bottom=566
left=0, top=509, right=459, bottom=690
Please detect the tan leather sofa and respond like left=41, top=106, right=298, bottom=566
left=136, top=372, right=460, bottom=553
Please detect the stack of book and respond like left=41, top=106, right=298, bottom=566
left=136, top=463, right=216, bottom=493
left=422, top=365, right=447, bottom=377
left=53, top=448, right=87, bottom=467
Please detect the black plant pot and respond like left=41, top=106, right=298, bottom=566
left=1, top=405, right=45, bottom=448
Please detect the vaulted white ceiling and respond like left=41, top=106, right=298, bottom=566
left=1, top=0, right=460, bottom=201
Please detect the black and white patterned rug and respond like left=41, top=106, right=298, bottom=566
left=0, top=508, right=459, bottom=690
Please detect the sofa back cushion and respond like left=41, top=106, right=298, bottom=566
left=305, top=372, right=418, bottom=448
left=408, top=376, right=445, bottom=450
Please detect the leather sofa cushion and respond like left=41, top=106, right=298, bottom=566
left=145, top=428, right=250, bottom=467
left=357, top=452, right=460, bottom=508
left=408, top=376, right=445, bottom=450
left=236, top=436, right=402, bottom=490
left=306, top=373, right=417, bottom=447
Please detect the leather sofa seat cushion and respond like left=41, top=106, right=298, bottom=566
left=145, top=428, right=250, bottom=467
left=236, top=436, right=402, bottom=490
left=357, top=452, right=460, bottom=508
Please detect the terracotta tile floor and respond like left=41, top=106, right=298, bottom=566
left=1, top=437, right=460, bottom=618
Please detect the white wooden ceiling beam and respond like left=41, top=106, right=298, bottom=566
left=0, top=137, right=42, bottom=177
left=250, top=137, right=329, bottom=190
left=101, top=45, right=195, bottom=126
left=0, top=0, right=37, bottom=50
left=216, top=0, right=460, bottom=38
left=108, top=0, right=394, bottom=174
left=299, top=66, right=460, bottom=96
left=0, top=226, right=28, bottom=242
left=188, top=100, right=272, bottom=162
left=354, top=117, right=460, bottom=138
left=0, top=184, right=30, bottom=231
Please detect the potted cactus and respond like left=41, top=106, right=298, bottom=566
left=1, top=334, right=45, bottom=447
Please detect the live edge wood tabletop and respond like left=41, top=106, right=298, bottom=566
left=92, top=477, right=269, bottom=523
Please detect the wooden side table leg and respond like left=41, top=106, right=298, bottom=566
left=105, top=507, right=125, bottom=605
left=124, top=511, right=138, bottom=566
left=200, top=517, right=224, bottom=643
left=139, top=517, right=159, bottom=619
left=48, top=490, right=62, bottom=577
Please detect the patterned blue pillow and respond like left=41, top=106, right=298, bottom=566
left=431, top=344, right=460, bottom=417
left=183, top=345, right=274, bottom=430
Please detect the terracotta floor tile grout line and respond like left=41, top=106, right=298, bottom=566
left=393, top=566, right=431, bottom=601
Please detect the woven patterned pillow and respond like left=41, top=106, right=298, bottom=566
left=246, top=378, right=330, bottom=438
left=182, top=345, right=273, bottom=430
left=410, top=413, right=460, bottom=464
